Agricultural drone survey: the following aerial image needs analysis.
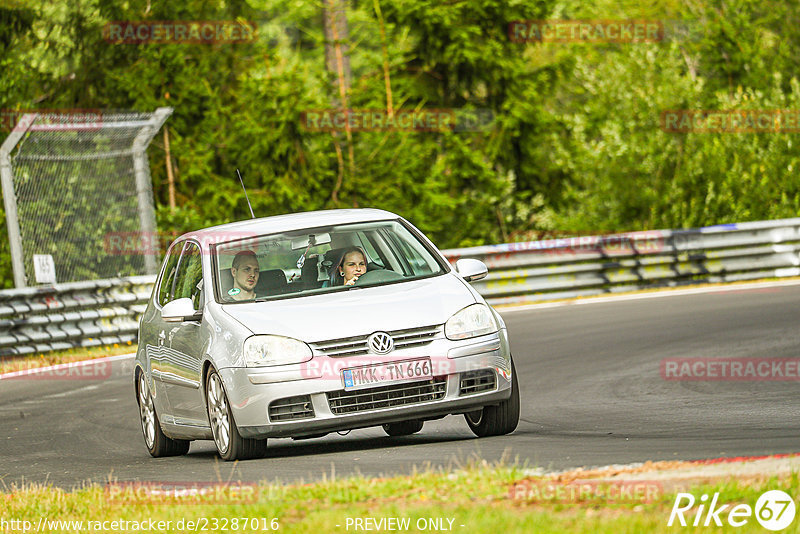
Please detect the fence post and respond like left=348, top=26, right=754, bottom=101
left=132, top=107, right=173, bottom=276
left=0, top=113, right=37, bottom=288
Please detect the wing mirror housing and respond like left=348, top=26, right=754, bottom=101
left=161, top=297, right=202, bottom=322
left=455, top=258, right=488, bottom=283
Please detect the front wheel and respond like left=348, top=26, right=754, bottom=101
left=465, top=358, right=520, bottom=437
left=206, top=369, right=266, bottom=461
left=137, top=372, right=190, bottom=457
left=382, top=420, right=424, bottom=436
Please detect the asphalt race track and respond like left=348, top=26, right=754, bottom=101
left=3, top=284, right=800, bottom=489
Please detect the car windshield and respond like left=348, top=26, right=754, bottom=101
left=213, top=219, right=447, bottom=303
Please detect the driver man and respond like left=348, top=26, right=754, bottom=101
left=229, top=250, right=260, bottom=300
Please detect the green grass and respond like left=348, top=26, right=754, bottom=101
left=2, top=464, right=797, bottom=533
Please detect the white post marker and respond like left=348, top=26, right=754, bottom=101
left=33, top=254, right=57, bottom=284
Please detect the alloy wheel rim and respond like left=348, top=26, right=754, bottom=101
left=207, top=373, right=230, bottom=454
left=138, top=374, right=156, bottom=448
left=466, top=409, right=484, bottom=426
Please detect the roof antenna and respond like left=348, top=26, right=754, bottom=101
left=236, top=169, right=255, bottom=219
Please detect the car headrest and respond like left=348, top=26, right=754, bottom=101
left=300, top=254, right=321, bottom=289
left=220, top=268, right=288, bottom=297
left=256, top=268, right=288, bottom=295
left=220, top=268, right=234, bottom=294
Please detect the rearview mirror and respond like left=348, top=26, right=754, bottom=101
left=161, top=297, right=201, bottom=322
left=291, top=233, right=332, bottom=250
left=455, top=259, right=488, bottom=283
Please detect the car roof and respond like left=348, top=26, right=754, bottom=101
left=179, top=208, right=400, bottom=248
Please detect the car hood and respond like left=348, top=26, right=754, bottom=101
left=220, top=274, right=476, bottom=342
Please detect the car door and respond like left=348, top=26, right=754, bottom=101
left=161, top=241, right=208, bottom=427
left=147, top=240, right=184, bottom=420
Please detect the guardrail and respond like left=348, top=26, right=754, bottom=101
left=2, top=217, right=800, bottom=357
left=0, top=276, right=154, bottom=357
left=447, top=218, right=800, bottom=306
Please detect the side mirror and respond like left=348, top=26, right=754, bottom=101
left=455, top=258, right=488, bottom=282
left=161, top=297, right=201, bottom=322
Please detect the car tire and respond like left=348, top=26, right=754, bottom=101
left=464, top=357, right=520, bottom=437
left=206, top=368, right=266, bottom=461
left=137, top=372, right=190, bottom=457
left=382, top=420, right=424, bottom=436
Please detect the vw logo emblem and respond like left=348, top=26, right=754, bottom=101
left=368, top=332, right=394, bottom=355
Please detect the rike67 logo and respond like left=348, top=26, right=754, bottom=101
left=668, top=490, right=795, bottom=531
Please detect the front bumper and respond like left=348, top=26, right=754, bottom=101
left=217, top=329, right=513, bottom=439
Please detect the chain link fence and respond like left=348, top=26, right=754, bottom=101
left=0, top=108, right=171, bottom=287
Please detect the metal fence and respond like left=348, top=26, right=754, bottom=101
left=1, top=217, right=800, bottom=358
left=0, top=276, right=153, bottom=357
left=0, top=108, right=171, bottom=288
left=447, top=217, right=800, bottom=305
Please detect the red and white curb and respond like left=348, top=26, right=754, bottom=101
left=530, top=453, right=800, bottom=482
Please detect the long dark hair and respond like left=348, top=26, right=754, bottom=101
left=333, top=246, right=366, bottom=284
left=336, top=247, right=366, bottom=273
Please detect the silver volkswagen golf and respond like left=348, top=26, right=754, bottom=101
left=134, top=209, right=519, bottom=460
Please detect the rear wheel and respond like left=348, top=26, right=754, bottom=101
left=382, top=420, right=424, bottom=436
left=206, top=369, right=266, bottom=461
left=465, top=358, right=520, bottom=437
left=137, top=372, right=190, bottom=457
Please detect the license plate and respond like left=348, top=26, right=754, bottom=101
left=342, top=358, right=433, bottom=391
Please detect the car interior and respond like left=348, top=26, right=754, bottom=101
left=219, top=267, right=289, bottom=298
left=214, top=222, right=440, bottom=302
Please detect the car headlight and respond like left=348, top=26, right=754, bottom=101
left=243, top=335, right=312, bottom=367
left=445, top=304, right=498, bottom=340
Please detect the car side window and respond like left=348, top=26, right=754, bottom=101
left=173, top=242, right=204, bottom=310
left=157, top=242, right=183, bottom=307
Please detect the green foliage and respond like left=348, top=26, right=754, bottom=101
left=2, top=0, right=800, bottom=285
left=0, top=204, right=11, bottom=289
left=534, top=0, right=800, bottom=233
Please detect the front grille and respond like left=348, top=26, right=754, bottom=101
left=459, top=370, right=496, bottom=396
left=269, top=395, right=315, bottom=422
left=327, top=378, right=447, bottom=415
left=311, top=325, right=442, bottom=357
